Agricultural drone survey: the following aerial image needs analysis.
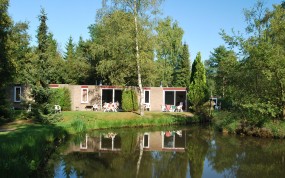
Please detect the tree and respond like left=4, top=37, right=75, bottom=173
left=89, top=10, right=155, bottom=86
left=91, top=11, right=139, bottom=85
left=45, top=32, right=65, bottom=84
left=220, top=1, right=285, bottom=121
left=35, top=8, right=49, bottom=87
left=72, top=37, right=92, bottom=85
left=205, top=45, right=237, bottom=98
left=31, top=8, right=60, bottom=122
left=173, top=43, right=191, bottom=87
left=155, top=17, right=184, bottom=86
left=9, top=22, right=36, bottom=85
left=98, top=0, right=164, bottom=116
left=0, top=0, right=14, bottom=88
left=188, top=52, right=208, bottom=111
left=64, top=36, right=81, bottom=84
left=64, top=36, right=75, bottom=61
left=0, top=0, right=14, bottom=119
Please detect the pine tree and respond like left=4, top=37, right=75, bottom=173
left=32, top=8, right=54, bottom=119
left=36, top=8, right=49, bottom=87
left=173, top=43, right=191, bottom=87
left=64, top=36, right=75, bottom=61
left=188, top=52, right=208, bottom=111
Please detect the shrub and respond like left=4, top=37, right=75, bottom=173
left=0, top=88, right=14, bottom=123
left=122, top=89, right=138, bottom=112
left=49, top=87, right=71, bottom=111
left=71, top=116, right=86, bottom=133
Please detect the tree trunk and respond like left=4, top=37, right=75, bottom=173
left=136, top=134, right=144, bottom=178
left=222, top=76, right=225, bottom=98
left=134, top=1, right=144, bottom=116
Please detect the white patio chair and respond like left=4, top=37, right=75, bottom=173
left=55, top=105, right=61, bottom=113
left=93, top=104, right=99, bottom=111
left=144, top=103, right=151, bottom=111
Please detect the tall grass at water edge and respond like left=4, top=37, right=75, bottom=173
left=0, top=124, right=67, bottom=178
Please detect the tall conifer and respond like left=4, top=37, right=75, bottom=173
left=188, top=52, right=208, bottom=110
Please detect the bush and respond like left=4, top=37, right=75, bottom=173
left=49, top=87, right=71, bottom=111
left=0, top=88, right=13, bottom=123
left=122, top=89, right=138, bottom=112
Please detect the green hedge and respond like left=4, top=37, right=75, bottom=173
left=122, top=89, right=138, bottom=112
left=49, top=87, right=71, bottom=111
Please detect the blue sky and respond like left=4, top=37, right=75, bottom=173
left=8, top=0, right=283, bottom=60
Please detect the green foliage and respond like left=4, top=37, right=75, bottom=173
left=0, top=0, right=14, bottom=89
left=0, top=124, right=67, bottom=177
left=155, top=17, right=184, bottom=86
left=218, top=2, right=285, bottom=121
left=173, top=43, right=191, bottom=87
left=188, top=52, right=209, bottom=111
left=0, top=0, right=16, bottom=120
left=70, top=116, right=87, bottom=133
left=49, top=88, right=71, bottom=111
left=90, top=10, right=156, bottom=86
left=122, top=89, right=139, bottom=112
left=205, top=45, right=237, bottom=98
left=63, top=36, right=90, bottom=84
left=0, top=89, right=13, bottom=122
left=212, top=111, right=240, bottom=133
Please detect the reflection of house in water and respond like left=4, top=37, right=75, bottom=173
left=66, top=133, right=122, bottom=153
left=100, top=133, right=121, bottom=151
left=65, top=130, right=186, bottom=154
left=143, top=130, right=186, bottom=152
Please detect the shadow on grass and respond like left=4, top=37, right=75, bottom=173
left=0, top=122, right=68, bottom=178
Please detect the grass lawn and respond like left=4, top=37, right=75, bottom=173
left=57, top=111, right=195, bottom=134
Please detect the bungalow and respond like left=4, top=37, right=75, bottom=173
left=8, top=84, right=188, bottom=112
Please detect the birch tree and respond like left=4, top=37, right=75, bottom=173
left=99, top=0, right=164, bottom=116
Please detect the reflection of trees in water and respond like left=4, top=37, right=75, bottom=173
left=207, top=135, right=285, bottom=178
left=138, top=151, right=188, bottom=178
left=45, top=125, right=285, bottom=178
left=186, top=126, right=210, bottom=178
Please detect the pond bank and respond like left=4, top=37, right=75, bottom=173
left=0, top=111, right=196, bottom=177
left=211, top=111, right=285, bottom=138
left=0, top=121, right=68, bottom=178
left=57, top=111, right=196, bottom=134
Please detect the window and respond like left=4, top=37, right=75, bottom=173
left=143, top=133, right=150, bottom=148
left=144, top=90, right=150, bottom=104
left=81, top=88, right=88, bottom=103
left=80, top=134, right=88, bottom=149
left=165, top=91, right=174, bottom=105
left=14, top=86, right=21, bottom=102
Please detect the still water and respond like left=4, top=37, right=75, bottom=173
left=44, top=125, right=285, bottom=178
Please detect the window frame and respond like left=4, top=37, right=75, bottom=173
left=14, top=86, right=22, bottom=103
left=143, top=133, right=150, bottom=148
left=144, top=90, right=150, bottom=104
left=81, top=88, right=89, bottom=103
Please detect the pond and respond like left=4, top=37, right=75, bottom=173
left=43, top=125, right=285, bottom=178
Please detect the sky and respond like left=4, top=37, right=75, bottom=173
left=8, top=0, right=284, bottom=60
